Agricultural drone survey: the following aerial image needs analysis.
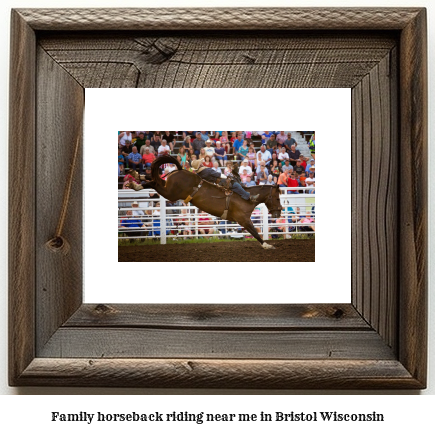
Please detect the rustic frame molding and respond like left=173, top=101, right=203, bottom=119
left=9, top=8, right=427, bottom=388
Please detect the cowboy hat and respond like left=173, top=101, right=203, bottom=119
left=191, top=158, right=205, bottom=172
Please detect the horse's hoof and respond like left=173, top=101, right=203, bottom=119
left=262, top=242, right=275, bottom=249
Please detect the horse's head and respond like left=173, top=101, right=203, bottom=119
left=265, top=184, right=282, bottom=219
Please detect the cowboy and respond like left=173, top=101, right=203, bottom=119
left=191, top=158, right=259, bottom=203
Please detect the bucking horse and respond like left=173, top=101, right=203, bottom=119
left=139, top=156, right=282, bottom=249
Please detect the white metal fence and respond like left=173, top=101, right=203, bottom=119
left=118, top=187, right=315, bottom=243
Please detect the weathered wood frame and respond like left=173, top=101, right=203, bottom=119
left=9, top=8, right=427, bottom=389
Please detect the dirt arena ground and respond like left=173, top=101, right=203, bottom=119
left=119, top=239, right=315, bottom=262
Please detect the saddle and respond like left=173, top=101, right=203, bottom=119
left=184, top=177, right=233, bottom=220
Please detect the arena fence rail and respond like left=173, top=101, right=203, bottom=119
left=118, top=188, right=315, bottom=243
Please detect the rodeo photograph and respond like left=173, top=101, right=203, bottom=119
left=118, top=131, right=315, bottom=262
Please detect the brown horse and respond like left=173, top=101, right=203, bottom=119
left=144, top=156, right=282, bottom=249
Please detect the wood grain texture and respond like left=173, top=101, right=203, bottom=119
left=351, top=50, right=398, bottom=352
left=16, top=8, right=421, bottom=31
left=18, top=358, right=420, bottom=389
left=398, top=9, right=428, bottom=386
left=39, top=328, right=395, bottom=360
left=35, top=47, right=84, bottom=353
left=8, top=7, right=427, bottom=389
left=38, top=33, right=396, bottom=88
left=8, top=10, right=36, bottom=386
left=65, top=304, right=369, bottom=330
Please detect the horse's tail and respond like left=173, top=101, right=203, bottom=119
left=151, top=155, right=182, bottom=186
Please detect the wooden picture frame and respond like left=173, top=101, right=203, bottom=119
left=9, top=8, right=427, bottom=389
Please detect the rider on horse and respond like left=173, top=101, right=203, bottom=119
left=191, top=159, right=260, bottom=203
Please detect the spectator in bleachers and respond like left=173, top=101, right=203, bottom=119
left=200, top=131, right=209, bottom=141
left=287, top=172, right=299, bottom=194
left=275, top=215, right=290, bottom=238
left=309, top=182, right=316, bottom=195
left=229, top=132, right=237, bottom=144
left=211, top=132, right=221, bottom=144
left=231, top=132, right=244, bottom=157
left=162, top=131, right=176, bottom=151
left=305, top=158, right=315, bottom=174
left=300, top=155, right=307, bottom=171
left=220, top=131, right=229, bottom=146
left=158, top=139, right=171, bottom=157
left=142, top=147, right=155, bottom=168
left=212, top=161, right=221, bottom=173
left=134, top=132, right=147, bottom=151
left=224, top=161, right=233, bottom=176
left=204, top=140, right=215, bottom=160
left=118, top=148, right=125, bottom=174
left=299, top=212, right=315, bottom=232
left=119, top=210, right=144, bottom=242
left=203, top=155, right=213, bottom=168
left=281, top=159, right=293, bottom=172
left=276, top=131, right=287, bottom=145
left=288, top=144, right=301, bottom=166
left=261, top=131, right=272, bottom=144
left=132, top=201, right=145, bottom=219
left=257, top=145, right=272, bottom=167
left=284, top=132, right=297, bottom=151
left=144, top=166, right=153, bottom=181
left=192, top=132, right=206, bottom=157
left=270, top=160, right=281, bottom=178
left=214, top=141, right=227, bottom=166
left=182, top=160, right=191, bottom=171
left=306, top=171, right=315, bottom=189
left=118, top=131, right=132, bottom=148
left=160, top=167, right=170, bottom=179
left=198, top=210, right=214, bottom=236
left=121, top=140, right=134, bottom=168
left=127, top=146, right=144, bottom=174
left=247, top=146, right=257, bottom=169
left=237, top=140, right=250, bottom=161
left=198, top=147, right=207, bottom=161
left=266, top=134, right=278, bottom=151
left=265, top=174, right=276, bottom=185
left=238, top=160, right=253, bottom=177
left=298, top=173, right=307, bottom=192
left=257, top=165, right=268, bottom=185
left=183, top=131, right=196, bottom=140
left=182, top=135, right=193, bottom=156
left=150, top=133, right=162, bottom=154
left=294, top=159, right=305, bottom=176
left=278, top=170, right=290, bottom=188
left=293, top=158, right=305, bottom=176
left=139, top=139, right=152, bottom=156
left=278, top=146, right=289, bottom=162
left=174, top=207, right=192, bottom=239
left=240, top=169, right=250, bottom=184
left=243, top=175, right=256, bottom=187
left=271, top=153, right=279, bottom=166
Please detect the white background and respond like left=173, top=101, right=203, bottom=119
left=85, top=88, right=351, bottom=304
left=0, top=0, right=434, bottom=416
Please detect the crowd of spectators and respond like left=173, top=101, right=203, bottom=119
left=118, top=131, right=316, bottom=242
left=118, top=131, right=315, bottom=191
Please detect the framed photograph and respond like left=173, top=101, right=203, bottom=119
left=9, top=8, right=427, bottom=388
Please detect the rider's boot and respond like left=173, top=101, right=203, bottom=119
left=249, top=194, right=260, bottom=202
